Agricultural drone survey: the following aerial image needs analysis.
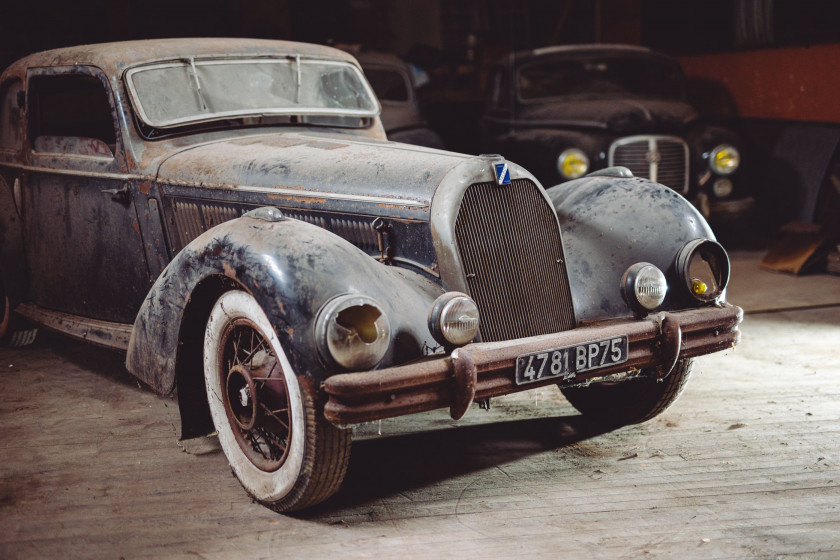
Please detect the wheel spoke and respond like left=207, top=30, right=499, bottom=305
left=221, top=321, right=292, bottom=471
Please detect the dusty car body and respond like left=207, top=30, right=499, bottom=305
left=355, top=51, right=445, bottom=149
left=0, top=39, right=741, bottom=512
left=480, top=44, right=755, bottom=223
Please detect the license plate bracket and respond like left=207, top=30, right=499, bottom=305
left=514, top=335, right=629, bottom=385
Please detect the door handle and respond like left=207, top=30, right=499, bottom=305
left=101, top=184, right=131, bottom=204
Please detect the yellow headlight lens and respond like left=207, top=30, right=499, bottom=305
left=710, top=144, right=740, bottom=175
left=558, top=148, right=589, bottom=179
left=691, top=279, right=708, bottom=295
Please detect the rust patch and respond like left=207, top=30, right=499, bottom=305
left=132, top=220, right=140, bottom=233
left=304, top=140, right=348, bottom=150
left=266, top=194, right=327, bottom=204
left=138, top=181, right=152, bottom=195
left=222, top=262, right=237, bottom=278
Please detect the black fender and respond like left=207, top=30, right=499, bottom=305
left=547, top=172, right=717, bottom=322
left=126, top=209, right=443, bottom=437
left=495, top=128, right=610, bottom=186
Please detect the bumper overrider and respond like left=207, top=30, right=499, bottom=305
left=322, top=303, right=742, bottom=425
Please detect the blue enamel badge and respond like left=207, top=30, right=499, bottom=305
left=494, top=162, right=511, bottom=185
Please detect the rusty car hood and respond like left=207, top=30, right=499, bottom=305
left=154, top=131, right=469, bottom=216
left=517, top=97, right=698, bottom=134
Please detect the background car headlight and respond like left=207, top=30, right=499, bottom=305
left=713, top=177, right=733, bottom=198
left=709, top=144, right=740, bottom=175
left=428, top=292, right=480, bottom=347
left=621, top=263, right=667, bottom=315
left=675, top=239, right=730, bottom=303
left=316, top=294, right=390, bottom=370
left=557, top=148, right=589, bottom=179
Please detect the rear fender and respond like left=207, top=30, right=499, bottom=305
left=547, top=174, right=716, bottom=322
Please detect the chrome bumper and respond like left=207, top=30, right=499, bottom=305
left=323, top=304, right=743, bottom=425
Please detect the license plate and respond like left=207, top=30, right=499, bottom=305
left=515, top=335, right=629, bottom=385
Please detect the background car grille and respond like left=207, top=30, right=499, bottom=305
left=609, top=136, right=689, bottom=193
left=454, top=179, right=576, bottom=342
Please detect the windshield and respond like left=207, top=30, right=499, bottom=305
left=517, top=54, right=686, bottom=102
left=126, top=57, right=379, bottom=129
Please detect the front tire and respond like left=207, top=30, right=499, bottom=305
left=204, top=290, right=351, bottom=512
left=560, top=359, right=694, bottom=425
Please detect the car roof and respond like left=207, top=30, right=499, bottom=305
left=1, top=38, right=358, bottom=81
left=502, top=43, right=674, bottom=68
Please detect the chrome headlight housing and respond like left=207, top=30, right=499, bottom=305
left=315, top=294, right=391, bottom=370
left=621, top=263, right=668, bottom=316
left=428, top=292, right=480, bottom=347
left=709, top=144, right=740, bottom=175
left=675, top=239, right=730, bottom=303
left=557, top=148, right=589, bottom=179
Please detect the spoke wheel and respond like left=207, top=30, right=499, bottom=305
left=204, top=291, right=351, bottom=512
left=218, top=320, right=292, bottom=472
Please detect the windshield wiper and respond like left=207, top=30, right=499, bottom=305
left=289, top=54, right=301, bottom=104
left=186, top=57, right=208, bottom=111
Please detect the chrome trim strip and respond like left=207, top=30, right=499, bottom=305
left=1, top=162, right=143, bottom=181
left=15, top=303, right=132, bottom=351
left=0, top=162, right=428, bottom=207
left=232, top=184, right=429, bottom=208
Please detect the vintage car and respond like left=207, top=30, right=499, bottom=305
left=480, top=44, right=756, bottom=223
left=0, top=39, right=741, bottom=512
left=354, top=51, right=445, bottom=149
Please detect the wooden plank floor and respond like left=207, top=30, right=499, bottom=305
left=1, top=254, right=839, bottom=559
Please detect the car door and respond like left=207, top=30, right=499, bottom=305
left=22, top=67, right=151, bottom=324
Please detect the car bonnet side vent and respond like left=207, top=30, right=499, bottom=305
left=454, top=178, right=576, bottom=342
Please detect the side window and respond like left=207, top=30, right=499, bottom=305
left=0, top=80, right=24, bottom=151
left=28, top=73, right=116, bottom=157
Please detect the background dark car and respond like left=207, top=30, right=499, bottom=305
left=480, top=44, right=755, bottom=223
left=355, top=51, right=445, bottom=149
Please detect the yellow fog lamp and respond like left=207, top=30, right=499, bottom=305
left=557, top=148, right=590, bottom=179
left=709, top=144, right=740, bottom=175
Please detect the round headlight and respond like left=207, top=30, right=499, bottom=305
left=712, top=177, right=734, bottom=198
left=621, top=263, right=668, bottom=315
left=675, top=239, right=730, bottom=303
left=557, top=148, right=589, bottom=179
left=315, top=294, right=391, bottom=370
left=428, top=292, right=480, bottom=347
left=709, top=144, right=740, bottom=175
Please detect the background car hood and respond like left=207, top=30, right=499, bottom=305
left=517, top=97, right=698, bottom=134
left=154, top=131, right=468, bottom=217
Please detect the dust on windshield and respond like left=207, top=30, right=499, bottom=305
left=126, top=57, right=379, bottom=129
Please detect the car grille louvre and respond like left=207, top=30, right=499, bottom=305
left=609, top=136, right=689, bottom=193
left=171, top=201, right=241, bottom=251
left=454, top=179, right=576, bottom=342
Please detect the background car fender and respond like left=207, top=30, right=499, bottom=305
left=126, top=210, right=443, bottom=438
left=547, top=173, right=716, bottom=322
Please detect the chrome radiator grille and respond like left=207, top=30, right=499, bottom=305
left=609, top=135, right=689, bottom=193
left=454, top=179, right=576, bottom=342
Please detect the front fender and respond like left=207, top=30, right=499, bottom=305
left=548, top=173, right=716, bottom=322
left=126, top=211, right=443, bottom=397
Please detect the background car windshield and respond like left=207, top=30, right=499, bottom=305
left=518, top=55, right=686, bottom=101
left=364, top=68, right=410, bottom=102
left=128, top=58, right=378, bottom=128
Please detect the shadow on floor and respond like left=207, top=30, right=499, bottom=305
left=304, top=413, right=616, bottom=516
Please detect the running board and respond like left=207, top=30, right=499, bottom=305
left=15, top=303, right=132, bottom=351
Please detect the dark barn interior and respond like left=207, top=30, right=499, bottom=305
left=1, top=1, right=839, bottom=558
